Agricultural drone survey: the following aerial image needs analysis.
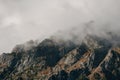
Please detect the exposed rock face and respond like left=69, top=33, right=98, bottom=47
left=0, top=34, right=120, bottom=80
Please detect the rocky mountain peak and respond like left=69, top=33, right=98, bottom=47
left=0, top=33, right=119, bottom=80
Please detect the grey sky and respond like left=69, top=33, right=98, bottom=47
left=0, top=0, right=120, bottom=53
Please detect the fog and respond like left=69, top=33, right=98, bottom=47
left=0, top=0, right=120, bottom=53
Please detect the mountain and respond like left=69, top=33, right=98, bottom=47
left=0, top=33, right=120, bottom=80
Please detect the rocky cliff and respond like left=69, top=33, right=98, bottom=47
left=0, top=34, right=120, bottom=80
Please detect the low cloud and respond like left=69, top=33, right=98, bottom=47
left=0, top=0, right=120, bottom=53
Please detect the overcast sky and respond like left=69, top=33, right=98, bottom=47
left=0, top=0, right=120, bottom=53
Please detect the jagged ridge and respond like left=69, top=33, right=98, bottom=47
left=0, top=34, right=120, bottom=80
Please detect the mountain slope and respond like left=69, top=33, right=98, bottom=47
left=0, top=34, right=120, bottom=80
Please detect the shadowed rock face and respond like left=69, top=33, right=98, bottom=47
left=0, top=34, right=120, bottom=80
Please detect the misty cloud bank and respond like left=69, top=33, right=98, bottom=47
left=0, top=0, right=120, bottom=53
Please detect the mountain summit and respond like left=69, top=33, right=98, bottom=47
left=0, top=33, right=120, bottom=80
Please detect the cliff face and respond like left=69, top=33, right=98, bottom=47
left=0, top=35, right=120, bottom=80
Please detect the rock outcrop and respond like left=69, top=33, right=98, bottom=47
left=0, top=34, right=120, bottom=80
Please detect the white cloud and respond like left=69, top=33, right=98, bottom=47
left=1, top=14, right=22, bottom=28
left=0, top=0, right=120, bottom=53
